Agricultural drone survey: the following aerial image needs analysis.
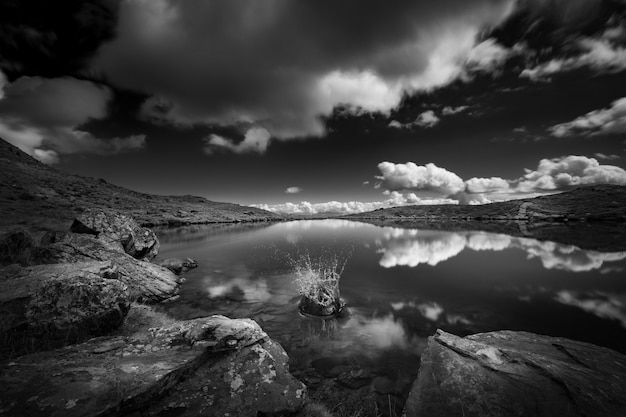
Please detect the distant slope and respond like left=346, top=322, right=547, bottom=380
left=343, top=185, right=626, bottom=251
left=345, top=185, right=626, bottom=222
left=0, top=138, right=282, bottom=232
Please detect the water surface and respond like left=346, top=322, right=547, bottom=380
left=155, top=219, right=626, bottom=411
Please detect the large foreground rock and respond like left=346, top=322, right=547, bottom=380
left=71, top=210, right=160, bottom=261
left=36, top=232, right=182, bottom=303
left=0, top=315, right=306, bottom=417
left=0, top=261, right=130, bottom=338
left=404, top=329, right=626, bottom=417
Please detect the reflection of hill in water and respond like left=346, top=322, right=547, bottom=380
left=155, top=222, right=273, bottom=244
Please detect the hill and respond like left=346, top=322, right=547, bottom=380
left=0, top=138, right=282, bottom=233
left=343, top=185, right=626, bottom=251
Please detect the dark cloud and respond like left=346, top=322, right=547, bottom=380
left=92, top=0, right=513, bottom=140
left=0, top=0, right=119, bottom=79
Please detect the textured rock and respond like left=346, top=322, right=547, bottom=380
left=34, top=232, right=182, bottom=303
left=155, top=257, right=198, bottom=275
left=0, top=316, right=306, bottom=417
left=0, top=229, right=36, bottom=266
left=404, top=329, right=626, bottom=417
left=0, top=261, right=129, bottom=338
left=71, top=210, right=160, bottom=261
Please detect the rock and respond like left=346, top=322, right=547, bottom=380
left=299, top=292, right=345, bottom=318
left=71, top=210, right=160, bottom=261
left=0, top=261, right=129, bottom=338
left=155, top=257, right=198, bottom=275
left=403, top=329, right=626, bottom=417
left=0, top=229, right=36, bottom=266
left=0, top=315, right=306, bottom=417
left=336, top=368, right=373, bottom=389
left=34, top=232, right=182, bottom=303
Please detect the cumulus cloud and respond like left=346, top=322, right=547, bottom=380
left=92, top=0, right=514, bottom=139
left=465, top=39, right=511, bottom=73
left=378, top=229, right=467, bottom=268
left=252, top=191, right=458, bottom=216
left=518, top=155, right=626, bottom=192
left=465, top=176, right=510, bottom=193
left=0, top=75, right=146, bottom=162
left=413, top=110, right=440, bottom=128
left=377, top=161, right=466, bottom=195
left=285, top=187, right=302, bottom=194
left=550, top=97, right=626, bottom=137
left=203, top=127, right=271, bottom=155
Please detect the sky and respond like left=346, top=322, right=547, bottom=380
left=1, top=0, right=626, bottom=215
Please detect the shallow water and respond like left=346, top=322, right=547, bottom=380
left=155, top=219, right=626, bottom=412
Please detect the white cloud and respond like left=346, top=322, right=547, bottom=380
left=465, top=39, right=511, bottom=73
left=442, top=105, right=469, bottom=115
left=378, top=229, right=467, bottom=267
left=595, top=153, right=620, bottom=160
left=550, top=97, right=626, bottom=137
left=0, top=76, right=146, bottom=162
left=204, top=127, right=271, bottom=155
left=377, top=161, right=466, bottom=195
left=92, top=0, right=513, bottom=139
left=413, top=110, right=440, bottom=128
left=285, top=187, right=302, bottom=194
left=521, top=36, right=626, bottom=81
left=518, top=155, right=626, bottom=192
left=465, top=176, right=510, bottom=193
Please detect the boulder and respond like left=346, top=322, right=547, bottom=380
left=0, top=261, right=129, bottom=338
left=155, top=257, right=198, bottom=275
left=0, top=315, right=306, bottom=417
left=0, top=229, right=36, bottom=266
left=34, top=232, right=182, bottom=303
left=71, top=210, right=160, bottom=261
left=403, top=329, right=626, bottom=417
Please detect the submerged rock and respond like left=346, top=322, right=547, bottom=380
left=0, top=315, right=306, bottom=417
left=71, top=210, right=160, bottom=261
left=0, top=261, right=130, bottom=338
left=155, top=257, right=198, bottom=275
left=404, top=329, right=626, bottom=417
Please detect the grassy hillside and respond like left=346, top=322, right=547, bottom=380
left=343, top=185, right=626, bottom=251
left=0, top=138, right=282, bottom=233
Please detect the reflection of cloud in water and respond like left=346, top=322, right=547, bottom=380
left=516, top=239, right=626, bottom=272
left=379, top=230, right=466, bottom=267
left=204, top=275, right=272, bottom=302
left=555, top=291, right=626, bottom=328
left=343, top=314, right=415, bottom=350
left=466, top=232, right=511, bottom=251
left=391, top=301, right=443, bottom=321
left=377, top=227, right=626, bottom=272
left=280, top=219, right=371, bottom=230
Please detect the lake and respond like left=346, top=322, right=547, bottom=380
left=154, top=219, right=626, bottom=414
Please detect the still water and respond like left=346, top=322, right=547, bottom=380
left=155, top=219, right=626, bottom=410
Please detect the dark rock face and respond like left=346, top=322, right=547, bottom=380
left=33, top=232, right=182, bottom=303
left=155, top=257, right=198, bottom=275
left=71, top=210, right=160, bottom=261
left=0, top=261, right=129, bottom=338
left=404, top=329, right=626, bottom=417
left=0, top=230, right=36, bottom=266
left=0, top=315, right=306, bottom=417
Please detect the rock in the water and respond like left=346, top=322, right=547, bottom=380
left=71, top=210, right=160, bottom=261
left=0, top=315, right=306, bottom=417
left=403, top=329, right=626, bottom=417
left=34, top=232, right=182, bottom=303
left=0, top=261, right=128, bottom=337
left=156, top=257, right=198, bottom=275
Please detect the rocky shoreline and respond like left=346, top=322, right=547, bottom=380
left=2, top=210, right=626, bottom=416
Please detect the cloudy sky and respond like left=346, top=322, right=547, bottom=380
left=1, top=0, right=626, bottom=214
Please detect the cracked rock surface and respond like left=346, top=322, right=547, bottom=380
left=0, top=315, right=306, bottom=417
left=404, top=329, right=626, bottom=417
